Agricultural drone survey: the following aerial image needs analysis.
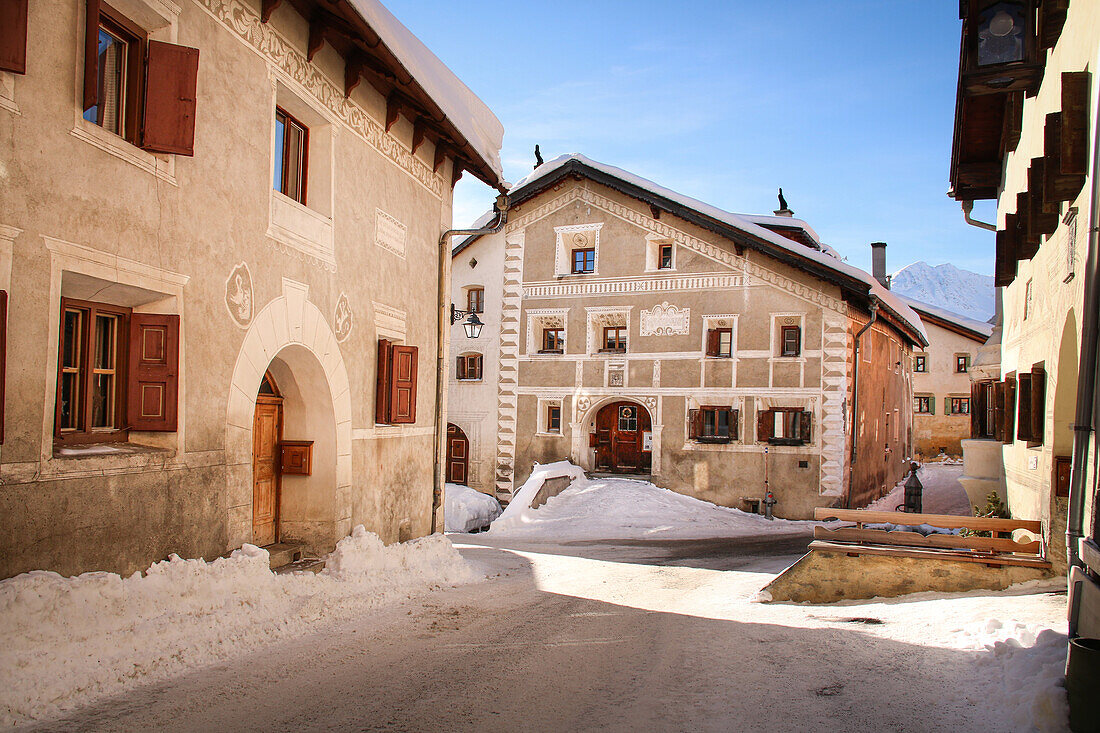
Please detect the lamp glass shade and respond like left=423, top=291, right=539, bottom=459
left=976, top=2, right=1025, bottom=67
left=463, top=313, right=483, bottom=339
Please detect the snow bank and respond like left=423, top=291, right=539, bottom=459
left=444, top=483, right=502, bottom=533
left=487, top=462, right=815, bottom=541
left=0, top=527, right=473, bottom=726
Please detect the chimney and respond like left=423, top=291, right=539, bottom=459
left=871, top=242, right=889, bottom=289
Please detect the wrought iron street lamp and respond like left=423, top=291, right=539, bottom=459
left=450, top=304, right=483, bottom=339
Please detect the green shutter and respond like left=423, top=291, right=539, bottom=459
left=929, top=396, right=935, bottom=415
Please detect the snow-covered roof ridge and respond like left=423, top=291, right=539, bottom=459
left=509, top=154, right=927, bottom=345
left=897, top=294, right=994, bottom=340
left=346, top=0, right=504, bottom=182
left=738, top=213, right=822, bottom=246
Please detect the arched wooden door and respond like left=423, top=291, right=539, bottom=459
left=446, top=423, right=469, bottom=485
left=252, top=372, right=283, bottom=546
left=594, top=401, right=652, bottom=473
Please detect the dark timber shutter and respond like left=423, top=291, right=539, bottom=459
left=375, top=339, right=392, bottom=424
left=142, top=41, right=199, bottom=156
left=1031, top=365, right=1046, bottom=444
left=994, top=381, right=1006, bottom=442
left=1004, top=376, right=1016, bottom=444
left=456, top=356, right=466, bottom=380
left=389, top=345, right=417, bottom=424
left=799, top=411, right=812, bottom=444
left=0, top=0, right=29, bottom=74
left=1017, top=373, right=1032, bottom=442
left=970, top=382, right=983, bottom=438
left=757, top=408, right=774, bottom=442
left=791, top=327, right=802, bottom=356
left=83, top=0, right=100, bottom=111
left=0, top=290, right=6, bottom=443
left=705, top=329, right=719, bottom=357
left=688, top=409, right=701, bottom=439
left=729, top=409, right=739, bottom=440
left=127, top=314, right=179, bottom=431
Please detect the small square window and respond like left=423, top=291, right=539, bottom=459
left=780, top=325, right=801, bottom=357
left=541, top=328, right=564, bottom=353
left=546, top=404, right=561, bottom=433
left=274, top=106, right=309, bottom=204
left=467, top=287, right=484, bottom=314
left=658, top=244, right=673, bottom=269
left=914, top=396, right=931, bottom=413
left=706, top=328, right=732, bottom=357
left=914, top=355, right=927, bottom=373
left=955, top=355, right=969, bottom=373
left=456, top=354, right=482, bottom=380
left=571, top=248, right=595, bottom=274
left=691, top=406, right=737, bottom=443
left=602, top=326, right=626, bottom=352
left=949, top=397, right=970, bottom=414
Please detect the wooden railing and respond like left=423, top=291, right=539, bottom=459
left=811, top=508, right=1049, bottom=568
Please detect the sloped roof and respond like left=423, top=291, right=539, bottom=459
left=897, top=295, right=993, bottom=342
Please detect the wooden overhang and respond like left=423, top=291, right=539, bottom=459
left=948, top=0, right=1069, bottom=202
left=261, top=0, right=503, bottom=190
left=906, top=306, right=991, bottom=343
left=496, top=158, right=928, bottom=348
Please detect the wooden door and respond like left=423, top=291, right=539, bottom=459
left=252, top=394, right=282, bottom=546
left=446, top=424, right=469, bottom=484
left=594, top=402, right=651, bottom=473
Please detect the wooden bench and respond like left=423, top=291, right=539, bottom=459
left=811, top=508, right=1049, bottom=569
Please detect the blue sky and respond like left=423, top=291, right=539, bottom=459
left=385, top=0, right=997, bottom=275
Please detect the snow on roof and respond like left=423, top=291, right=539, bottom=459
left=897, top=295, right=993, bottom=340
left=739, top=214, right=822, bottom=246
left=347, top=0, right=504, bottom=183
left=510, top=154, right=927, bottom=344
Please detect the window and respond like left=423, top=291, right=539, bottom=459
left=914, top=396, right=932, bottom=414
left=1023, top=279, right=1033, bottom=320
left=546, top=404, right=561, bottom=434
left=955, top=354, right=969, bottom=373
left=541, top=328, right=564, bottom=353
left=456, top=354, right=482, bottom=381
left=466, top=287, right=484, bottom=314
left=55, top=298, right=179, bottom=443
left=913, top=355, right=927, bottom=373
left=274, top=106, right=308, bottom=204
left=617, top=404, right=638, bottom=432
left=758, top=408, right=812, bottom=446
left=601, top=326, right=626, bottom=352
left=572, top=248, right=595, bottom=274
left=376, top=339, right=418, bottom=424
left=780, top=326, right=801, bottom=357
left=706, top=328, right=733, bottom=358
left=689, top=406, right=738, bottom=443
left=1016, top=365, right=1046, bottom=445
left=81, top=2, right=199, bottom=155
left=947, top=397, right=970, bottom=415
left=658, top=244, right=673, bottom=270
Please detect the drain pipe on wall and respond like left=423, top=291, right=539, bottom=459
left=1067, top=88, right=1100, bottom=574
left=430, top=194, right=509, bottom=534
left=847, top=298, right=879, bottom=508
left=960, top=200, right=997, bottom=231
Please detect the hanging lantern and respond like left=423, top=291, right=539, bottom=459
left=961, top=0, right=1041, bottom=96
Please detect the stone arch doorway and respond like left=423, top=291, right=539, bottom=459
left=446, top=423, right=469, bottom=485
left=593, top=401, right=652, bottom=474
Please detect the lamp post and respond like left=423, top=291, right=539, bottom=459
left=450, top=304, right=483, bottom=339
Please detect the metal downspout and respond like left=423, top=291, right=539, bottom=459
left=961, top=200, right=997, bottom=231
left=847, top=299, right=879, bottom=508
left=430, top=199, right=509, bottom=534
left=1067, top=88, right=1100, bottom=572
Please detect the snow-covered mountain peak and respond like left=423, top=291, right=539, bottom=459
left=890, top=261, right=995, bottom=322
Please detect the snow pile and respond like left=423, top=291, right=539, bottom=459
left=0, top=527, right=472, bottom=726
left=444, top=483, right=502, bottom=533
left=487, top=461, right=816, bottom=541
left=963, top=620, right=1069, bottom=732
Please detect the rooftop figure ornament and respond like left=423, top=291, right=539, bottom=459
left=774, top=187, right=793, bottom=217
left=534, top=144, right=544, bottom=169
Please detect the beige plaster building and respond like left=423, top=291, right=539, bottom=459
left=0, top=0, right=505, bottom=579
left=448, top=155, right=927, bottom=519
left=900, top=296, right=993, bottom=458
left=946, top=0, right=1100, bottom=648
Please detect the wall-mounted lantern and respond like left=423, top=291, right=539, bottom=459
left=961, top=0, right=1041, bottom=96
left=450, top=304, right=483, bottom=339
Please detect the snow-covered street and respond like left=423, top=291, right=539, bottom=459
left=13, top=528, right=1068, bottom=733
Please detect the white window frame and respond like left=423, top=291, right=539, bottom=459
left=537, top=397, right=564, bottom=435
left=644, top=234, right=676, bottom=272
left=554, top=223, right=602, bottom=277
left=525, top=308, right=569, bottom=356
left=585, top=306, right=631, bottom=356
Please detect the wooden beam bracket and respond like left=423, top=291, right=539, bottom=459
left=260, top=0, right=281, bottom=23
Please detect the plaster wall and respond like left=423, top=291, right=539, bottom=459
left=911, top=319, right=985, bottom=457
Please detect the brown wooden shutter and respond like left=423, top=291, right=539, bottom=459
left=456, top=356, right=466, bottom=380
left=729, top=409, right=739, bottom=440
left=1004, top=376, right=1016, bottom=444
left=994, top=381, right=1006, bottom=442
left=757, top=408, right=774, bottom=442
left=799, top=411, right=812, bottom=444
left=142, top=40, right=199, bottom=156
left=970, top=382, right=983, bottom=438
left=688, top=409, right=701, bottom=439
left=1017, top=372, right=1032, bottom=442
left=705, top=329, right=719, bottom=357
left=389, top=345, right=417, bottom=424
left=375, top=339, right=392, bottom=424
left=792, top=326, right=802, bottom=356
left=0, top=290, right=6, bottom=444
left=1061, top=72, right=1089, bottom=177
left=127, top=313, right=179, bottom=431
left=83, top=0, right=100, bottom=111
left=1031, top=365, right=1046, bottom=444
left=0, top=0, right=28, bottom=74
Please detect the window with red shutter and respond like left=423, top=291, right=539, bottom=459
left=142, top=40, right=199, bottom=156
left=1004, top=374, right=1017, bottom=444
left=757, top=408, right=774, bottom=442
left=389, top=345, right=418, bottom=424
left=706, top=328, right=732, bottom=357
left=0, top=0, right=28, bottom=74
left=1017, top=372, right=1032, bottom=442
left=1030, top=364, right=1046, bottom=445
left=126, top=313, right=179, bottom=431
left=375, top=339, right=392, bottom=424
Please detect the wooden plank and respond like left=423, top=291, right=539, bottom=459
left=814, top=526, right=1042, bottom=555
left=813, top=507, right=1043, bottom=533
left=810, top=541, right=1052, bottom=569
left=1061, top=72, right=1090, bottom=176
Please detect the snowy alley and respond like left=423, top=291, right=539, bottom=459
left=3, top=474, right=1070, bottom=733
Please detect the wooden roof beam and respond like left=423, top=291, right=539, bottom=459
left=261, top=0, right=281, bottom=23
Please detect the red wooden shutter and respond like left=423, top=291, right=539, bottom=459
left=375, top=339, right=392, bottom=424
left=0, top=290, right=6, bottom=444
left=970, top=382, right=983, bottom=438
left=389, top=345, right=417, bottom=424
left=688, top=409, right=701, bottom=439
left=994, top=381, right=1006, bottom=442
left=456, top=356, right=466, bottom=380
left=705, top=329, right=719, bottom=357
left=729, top=409, right=739, bottom=440
left=142, top=40, right=199, bottom=156
left=1017, top=373, right=1032, bottom=442
left=799, top=411, right=812, bottom=444
left=1031, top=365, right=1046, bottom=444
left=0, top=0, right=28, bottom=74
left=792, top=326, right=802, bottom=356
left=127, top=313, right=179, bottom=431
left=83, top=0, right=101, bottom=111
left=1004, top=376, right=1016, bottom=444
left=757, top=408, right=774, bottom=442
